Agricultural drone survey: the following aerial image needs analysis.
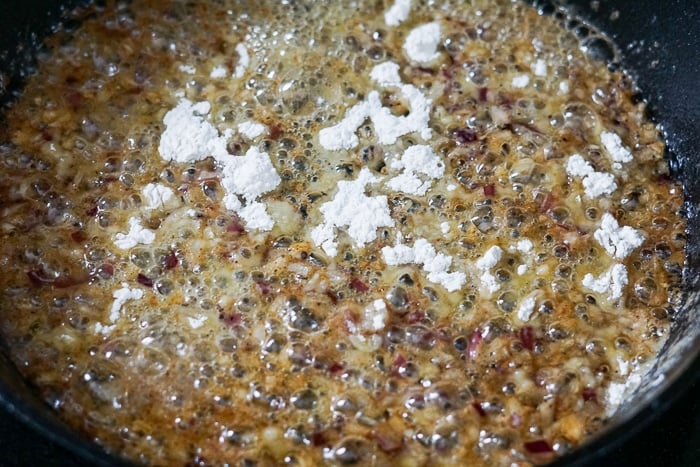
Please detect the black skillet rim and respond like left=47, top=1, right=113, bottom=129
left=0, top=0, right=698, bottom=465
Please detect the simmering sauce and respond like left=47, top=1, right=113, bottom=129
left=0, top=0, right=686, bottom=465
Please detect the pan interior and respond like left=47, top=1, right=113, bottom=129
left=0, top=0, right=697, bottom=465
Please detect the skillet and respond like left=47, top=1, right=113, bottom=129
left=0, top=0, right=697, bottom=465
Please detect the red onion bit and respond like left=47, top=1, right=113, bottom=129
left=416, top=66, right=436, bottom=75
left=136, top=273, right=154, bottom=287
left=483, top=184, right=495, bottom=197
left=226, top=218, right=246, bottom=235
left=64, top=90, right=84, bottom=111
left=268, top=123, right=283, bottom=140
left=220, top=312, right=243, bottom=328
left=407, top=310, right=425, bottom=324
left=325, top=290, right=339, bottom=304
left=85, top=204, right=98, bottom=217
left=524, top=440, right=553, bottom=454
left=656, top=173, right=672, bottom=185
left=256, top=280, right=272, bottom=295
left=472, top=401, right=487, bottom=417
left=372, top=424, right=404, bottom=453
left=391, top=354, right=407, bottom=377
left=441, top=67, right=455, bottom=80
left=70, top=230, right=88, bottom=243
left=539, top=193, right=555, bottom=213
left=582, top=387, right=597, bottom=402
left=453, top=128, right=478, bottom=145
left=350, top=277, right=369, bottom=293
left=52, top=273, right=90, bottom=289
left=164, top=250, right=179, bottom=269
left=511, top=413, right=522, bottom=427
left=519, top=326, right=536, bottom=351
left=96, top=263, right=114, bottom=279
left=27, top=269, right=53, bottom=286
left=311, top=431, right=326, bottom=447
left=478, top=87, right=489, bottom=102
left=27, top=269, right=88, bottom=288
left=127, top=86, right=143, bottom=96
left=467, top=328, right=483, bottom=360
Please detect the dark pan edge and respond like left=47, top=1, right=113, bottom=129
left=0, top=1, right=697, bottom=465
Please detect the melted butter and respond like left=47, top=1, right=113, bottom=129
left=0, top=0, right=686, bottom=465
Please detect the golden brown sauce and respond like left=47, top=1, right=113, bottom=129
left=0, top=1, right=685, bottom=465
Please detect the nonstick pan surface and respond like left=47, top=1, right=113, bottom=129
left=0, top=0, right=697, bottom=465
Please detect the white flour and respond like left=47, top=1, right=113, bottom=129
left=567, top=154, right=618, bottom=198
left=234, top=43, right=250, bottom=78
left=114, top=217, right=156, bottom=250
left=601, top=131, right=633, bottom=164
left=109, top=284, right=144, bottom=323
left=582, top=263, right=629, bottom=300
left=311, top=167, right=394, bottom=257
left=159, top=99, right=281, bottom=231
left=386, top=144, right=445, bottom=196
left=384, top=0, right=412, bottom=26
left=319, top=62, right=432, bottom=150
left=594, top=213, right=646, bottom=259
left=141, top=183, right=179, bottom=211
left=382, top=238, right=467, bottom=292
left=403, top=22, right=442, bottom=64
left=237, top=121, right=267, bottom=139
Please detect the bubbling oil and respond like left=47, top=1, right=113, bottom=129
left=0, top=0, right=686, bottom=466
